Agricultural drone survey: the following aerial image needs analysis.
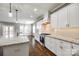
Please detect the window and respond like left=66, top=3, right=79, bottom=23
left=3, top=26, right=8, bottom=38
left=9, top=26, right=14, bottom=38
left=19, top=24, right=31, bottom=36
left=3, top=25, right=14, bottom=38
left=33, top=24, right=35, bottom=33
left=20, top=25, right=24, bottom=35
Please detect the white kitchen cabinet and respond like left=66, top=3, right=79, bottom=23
left=72, top=44, right=79, bottom=56
left=50, top=12, right=58, bottom=28
left=61, top=41, right=72, bottom=56
left=51, top=5, right=68, bottom=28
left=45, top=37, right=65, bottom=55
left=57, top=6, right=68, bottom=28
left=56, top=40, right=72, bottom=56
left=68, top=4, right=79, bottom=27
left=45, top=37, right=51, bottom=51
left=45, top=37, right=57, bottom=54
left=55, top=39, right=62, bottom=56
left=50, top=38, right=57, bottom=54
left=45, top=36, right=72, bottom=56
left=51, top=3, right=79, bottom=28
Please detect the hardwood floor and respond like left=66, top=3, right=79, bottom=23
left=29, top=36, right=56, bottom=56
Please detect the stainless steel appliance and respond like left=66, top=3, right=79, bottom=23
left=40, top=33, right=50, bottom=47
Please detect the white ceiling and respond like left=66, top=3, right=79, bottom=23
left=0, top=3, right=62, bottom=24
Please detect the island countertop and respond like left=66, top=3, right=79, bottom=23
left=0, top=36, right=29, bottom=47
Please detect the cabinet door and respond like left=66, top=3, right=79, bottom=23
left=45, top=37, right=51, bottom=50
left=56, top=39, right=62, bottom=56
left=72, top=44, right=79, bottom=56
left=50, top=12, right=58, bottom=28
left=50, top=38, right=57, bottom=54
left=68, top=4, right=79, bottom=27
left=61, top=41, right=72, bottom=56
left=35, top=34, right=39, bottom=42
left=45, top=37, right=57, bottom=54
left=58, top=6, right=68, bottom=28
left=56, top=40, right=72, bottom=56
left=51, top=6, right=68, bottom=28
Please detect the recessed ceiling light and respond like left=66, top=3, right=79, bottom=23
left=34, top=8, right=38, bottom=12
left=30, top=15, right=33, bottom=18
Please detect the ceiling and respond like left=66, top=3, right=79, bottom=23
left=0, top=3, right=62, bottom=24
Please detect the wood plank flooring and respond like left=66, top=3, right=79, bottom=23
left=29, top=36, right=56, bottom=56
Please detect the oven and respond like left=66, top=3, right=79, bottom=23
left=40, top=33, right=50, bottom=47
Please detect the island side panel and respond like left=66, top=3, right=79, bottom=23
left=3, top=43, right=29, bottom=56
left=0, top=47, right=3, bottom=56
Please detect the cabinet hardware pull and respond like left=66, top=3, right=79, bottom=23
left=71, top=45, right=73, bottom=49
left=60, top=46, right=63, bottom=50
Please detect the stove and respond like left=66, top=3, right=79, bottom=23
left=39, top=33, right=50, bottom=47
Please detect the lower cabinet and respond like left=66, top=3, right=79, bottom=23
left=35, top=34, right=40, bottom=42
left=60, top=40, right=72, bottom=56
left=55, top=39, right=72, bottom=56
left=45, top=36, right=77, bottom=56
left=45, top=37, right=53, bottom=51
left=45, top=37, right=57, bottom=54
left=55, top=39, right=62, bottom=55
left=72, top=44, right=79, bottom=56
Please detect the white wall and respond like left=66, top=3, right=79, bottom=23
left=0, top=23, right=2, bottom=37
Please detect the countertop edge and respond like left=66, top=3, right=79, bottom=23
left=45, top=34, right=79, bottom=45
left=0, top=40, right=29, bottom=47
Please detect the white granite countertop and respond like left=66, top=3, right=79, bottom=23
left=46, top=31, right=79, bottom=45
left=0, top=36, right=29, bottom=47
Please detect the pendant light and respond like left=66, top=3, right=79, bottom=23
left=8, top=3, right=13, bottom=17
left=15, top=9, right=18, bottom=23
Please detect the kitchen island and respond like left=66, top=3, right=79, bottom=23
left=0, top=36, right=29, bottom=56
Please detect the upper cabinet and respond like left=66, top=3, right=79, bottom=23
left=51, top=3, right=79, bottom=28
left=50, top=11, right=58, bottom=28
left=36, top=20, right=43, bottom=34
left=68, top=4, right=79, bottom=27
left=57, top=6, right=68, bottom=28
left=51, top=6, right=68, bottom=28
